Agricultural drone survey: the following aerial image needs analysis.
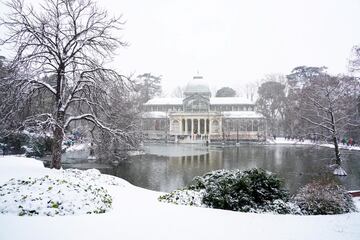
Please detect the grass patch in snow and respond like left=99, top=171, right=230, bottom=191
left=159, top=189, right=207, bottom=207
left=0, top=169, right=117, bottom=216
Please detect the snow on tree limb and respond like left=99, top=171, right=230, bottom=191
left=0, top=0, right=138, bottom=168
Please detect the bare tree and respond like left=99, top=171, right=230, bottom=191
left=0, top=0, right=135, bottom=169
left=91, top=79, right=141, bottom=162
left=348, top=45, right=360, bottom=142
left=239, top=82, right=258, bottom=101
left=349, top=45, right=360, bottom=73
left=288, top=68, right=360, bottom=175
left=171, top=86, right=184, bottom=98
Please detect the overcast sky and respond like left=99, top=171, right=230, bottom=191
left=1, top=0, right=360, bottom=95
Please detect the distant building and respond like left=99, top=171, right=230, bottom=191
left=141, top=76, right=266, bottom=143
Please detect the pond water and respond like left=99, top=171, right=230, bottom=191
left=63, top=143, right=360, bottom=194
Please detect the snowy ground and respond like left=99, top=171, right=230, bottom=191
left=0, top=156, right=360, bottom=240
left=268, top=137, right=360, bottom=151
left=62, top=143, right=90, bottom=162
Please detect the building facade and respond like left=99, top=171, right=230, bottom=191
left=141, top=76, right=266, bottom=143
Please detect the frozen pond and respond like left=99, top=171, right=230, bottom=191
left=64, top=143, right=360, bottom=193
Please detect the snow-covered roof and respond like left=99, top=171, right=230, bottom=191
left=144, top=97, right=255, bottom=106
left=144, top=98, right=183, bottom=105
left=210, top=97, right=255, bottom=105
left=142, top=111, right=263, bottom=119
left=142, top=111, right=168, bottom=118
left=222, top=111, right=264, bottom=119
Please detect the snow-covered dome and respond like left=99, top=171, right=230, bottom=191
left=183, top=76, right=211, bottom=96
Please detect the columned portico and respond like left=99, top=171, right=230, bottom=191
left=168, top=112, right=224, bottom=142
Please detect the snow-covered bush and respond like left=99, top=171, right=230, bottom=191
left=0, top=169, right=114, bottom=216
left=0, top=130, right=52, bottom=157
left=158, top=189, right=206, bottom=207
left=259, top=199, right=302, bottom=214
left=292, top=180, right=356, bottom=215
left=26, top=135, right=52, bottom=157
left=159, top=169, right=294, bottom=214
left=0, top=132, right=29, bottom=154
left=192, top=169, right=289, bottom=212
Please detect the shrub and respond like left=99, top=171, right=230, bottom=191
left=0, top=132, right=29, bottom=154
left=292, top=179, right=356, bottom=215
left=196, top=169, right=289, bottom=212
left=26, top=136, right=53, bottom=157
left=159, top=168, right=292, bottom=213
left=0, top=131, right=52, bottom=157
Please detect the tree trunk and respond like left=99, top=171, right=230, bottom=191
left=51, top=64, right=65, bottom=169
left=332, top=135, right=347, bottom=176
left=329, top=111, right=341, bottom=166
left=332, top=136, right=341, bottom=165
left=51, top=111, right=65, bottom=169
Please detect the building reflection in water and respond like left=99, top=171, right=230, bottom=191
left=95, top=144, right=360, bottom=194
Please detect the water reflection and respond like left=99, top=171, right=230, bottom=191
left=73, top=144, right=360, bottom=194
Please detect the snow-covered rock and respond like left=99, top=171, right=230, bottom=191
left=268, top=137, right=360, bottom=152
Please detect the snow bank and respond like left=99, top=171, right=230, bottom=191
left=127, top=150, right=145, bottom=156
left=268, top=137, right=360, bottom=151
left=0, top=174, right=112, bottom=216
left=0, top=157, right=129, bottom=216
left=0, top=156, right=360, bottom=240
left=268, top=137, right=315, bottom=145
left=66, top=143, right=89, bottom=152
left=320, top=143, right=360, bottom=151
left=0, top=156, right=51, bottom=184
left=62, top=143, right=90, bottom=162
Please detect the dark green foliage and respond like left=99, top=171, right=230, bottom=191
left=187, top=169, right=289, bottom=212
left=26, top=135, right=52, bottom=157
left=256, top=79, right=286, bottom=135
left=292, top=179, right=356, bottom=215
left=0, top=131, right=52, bottom=157
left=0, top=132, right=29, bottom=154
left=161, top=169, right=355, bottom=215
left=215, top=87, right=237, bottom=97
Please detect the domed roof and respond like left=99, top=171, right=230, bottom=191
left=184, top=76, right=211, bottom=95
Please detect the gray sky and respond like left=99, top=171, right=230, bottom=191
left=1, top=0, right=360, bottom=95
